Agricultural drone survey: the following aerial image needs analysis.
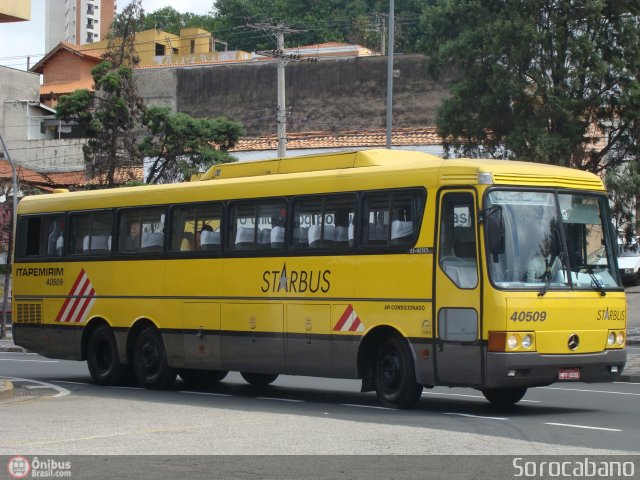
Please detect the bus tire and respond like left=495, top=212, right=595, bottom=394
left=179, top=369, right=228, bottom=388
left=374, top=335, right=422, bottom=409
left=87, top=325, right=130, bottom=386
left=482, top=387, right=528, bottom=406
left=132, top=326, right=177, bottom=389
left=240, top=372, right=279, bottom=386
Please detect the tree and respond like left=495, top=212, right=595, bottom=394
left=56, top=0, right=146, bottom=187
left=140, top=6, right=219, bottom=36
left=421, top=0, right=640, bottom=175
left=606, top=161, right=640, bottom=241
left=139, top=107, right=244, bottom=184
left=212, top=0, right=425, bottom=53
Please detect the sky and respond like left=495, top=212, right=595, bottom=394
left=0, top=0, right=216, bottom=71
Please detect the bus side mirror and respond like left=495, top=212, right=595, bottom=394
left=485, top=207, right=505, bottom=255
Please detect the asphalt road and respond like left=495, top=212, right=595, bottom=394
left=1, top=349, right=640, bottom=456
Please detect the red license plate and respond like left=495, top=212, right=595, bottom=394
left=558, top=368, right=581, bottom=380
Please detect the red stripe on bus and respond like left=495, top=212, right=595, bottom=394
left=73, top=287, right=95, bottom=323
left=333, top=304, right=353, bottom=331
left=55, top=269, right=87, bottom=322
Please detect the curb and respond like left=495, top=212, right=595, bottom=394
left=0, top=345, right=26, bottom=353
left=0, top=380, right=14, bottom=401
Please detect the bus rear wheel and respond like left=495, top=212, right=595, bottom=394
left=132, top=326, right=176, bottom=389
left=374, top=335, right=422, bottom=409
left=179, top=369, right=228, bottom=389
left=87, top=325, right=130, bottom=386
left=241, top=372, right=278, bottom=386
left=482, top=387, right=528, bottom=406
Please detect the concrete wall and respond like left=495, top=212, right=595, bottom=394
left=134, top=67, right=178, bottom=112
left=0, top=67, right=40, bottom=132
left=1, top=66, right=85, bottom=172
left=147, top=54, right=452, bottom=136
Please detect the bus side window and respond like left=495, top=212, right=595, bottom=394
left=19, top=215, right=66, bottom=258
left=228, top=202, right=257, bottom=250
left=292, top=194, right=355, bottom=250
left=362, top=190, right=422, bottom=248
left=170, top=203, right=222, bottom=253
left=117, top=207, right=165, bottom=254
left=69, top=211, right=113, bottom=255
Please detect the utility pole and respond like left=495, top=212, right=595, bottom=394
left=385, top=0, right=395, bottom=149
left=0, top=132, right=18, bottom=339
left=276, top=28, right=287, bottom=158
left=247, top=22, right=305, bottom=158
left=376, top=14, right=386, bottom=56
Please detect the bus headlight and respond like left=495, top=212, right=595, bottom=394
left=607, top=330, right=625, bottom=348
left=488, top=331, right=536, bottom=352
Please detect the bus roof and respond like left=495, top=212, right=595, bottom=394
left=18, top=149, right=604, bottom=214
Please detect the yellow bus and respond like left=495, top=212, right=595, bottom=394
left=12, top=149, right=627, bottom=408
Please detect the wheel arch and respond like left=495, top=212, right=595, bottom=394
left=357, top=325, right=406, bottom=392
left=125, top=317, right=159, bottom=364
left=81, top=317, right=111, bottom=361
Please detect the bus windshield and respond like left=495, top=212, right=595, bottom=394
left=485, top=190, right=621, bottom=291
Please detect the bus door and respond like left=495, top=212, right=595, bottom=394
left=434, top=190, right=482, bottom=386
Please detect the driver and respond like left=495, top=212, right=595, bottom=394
left=527, top=236, right=561, bottom=282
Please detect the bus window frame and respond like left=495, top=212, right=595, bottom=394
left=67, top=208, right=115, bottom=258
left=225, top=197, right=289, bottom=256
left=167, top=201, right=224, bottom=257
left=16, top=212, right=68, bottom=260
left=359, top=188, right=426, bottom=251
left=290, top=192, right=358, bottom=253
left=115, top=205, right=168, bottom=257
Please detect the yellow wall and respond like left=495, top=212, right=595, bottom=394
left=82, top=29, right=181, bottom=66
left=179, top=28, right=211, bottom=55
left=0, top=0, right=30, bottom=22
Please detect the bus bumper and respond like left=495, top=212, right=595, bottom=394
left=484, top=349, right=627, bottom=389
left=12, top=324, right=83, bottom=361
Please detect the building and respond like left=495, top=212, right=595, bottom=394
left=31, top=42, right=102, bottom=108
left=0, top=0, right=30, bottom=22
left=45, top=0, right=116, bottom=52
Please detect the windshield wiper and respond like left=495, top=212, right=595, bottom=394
left=538, top=252, right=565, bottom=297
left=573, top=251, right=606, bottom=296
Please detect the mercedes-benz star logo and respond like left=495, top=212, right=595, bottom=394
left=568, top=334, right=580, bottom=351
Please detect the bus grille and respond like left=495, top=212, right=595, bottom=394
left=15, top=302, right=43, bottom=325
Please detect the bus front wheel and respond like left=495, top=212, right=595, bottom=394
left=241, top=372, right=278, bottom=386
left=132, top=327, right=177, bottom=389
left=87, top=325, right=130, bottom=386
left=482, top=387, right=528, bottom=406
left=374, top=335, right=422, bottom=409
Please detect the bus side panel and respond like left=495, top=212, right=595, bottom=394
left=285, top=303, right=332, bottom=376
left=179, top=302, right=223, bottom=370
left=221, top=302, right=285, bottom=373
